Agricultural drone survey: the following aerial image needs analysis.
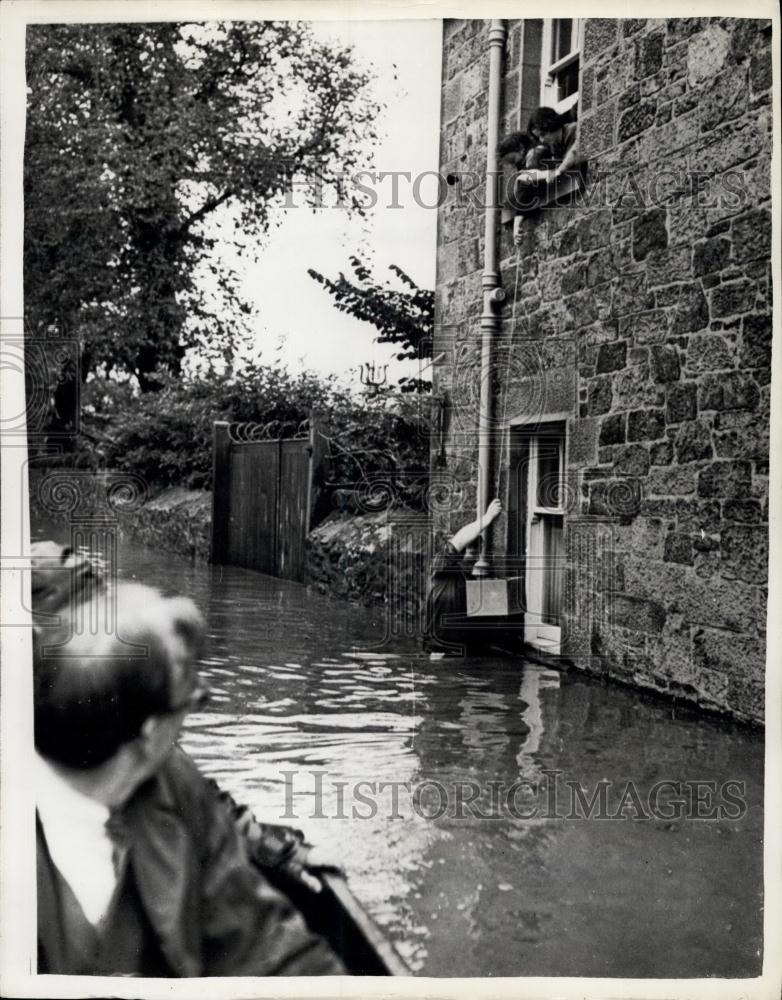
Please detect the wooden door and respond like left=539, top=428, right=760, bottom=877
left=211, top=422, right=318, bottom=582
left=227, top=441, right=279, bottom=574
left=276, top=438, right=311, bottom=581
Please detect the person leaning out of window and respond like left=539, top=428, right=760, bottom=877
left=522, top=106, right=583, bottom=183
left=498, top=106, right=585, bottom=217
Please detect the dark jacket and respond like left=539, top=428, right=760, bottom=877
left=424, top=541, right=470, bottom=652
left=37, top=748, right=345, bottom=977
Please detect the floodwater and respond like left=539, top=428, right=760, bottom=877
left=34, top=524, right=764, bottom=978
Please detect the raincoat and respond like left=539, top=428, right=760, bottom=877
left=37, top=748, right=345, bottom=977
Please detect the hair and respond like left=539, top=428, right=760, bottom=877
left=497, top=131, right=535, bottom=159
left=34, top=581, right=205, bottom=770
left=527, top=106, right=568, bottom=136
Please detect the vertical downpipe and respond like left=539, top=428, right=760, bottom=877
left=473, top=19, right=507, bottom=577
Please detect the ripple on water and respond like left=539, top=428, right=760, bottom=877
left=46, top=526, right=765, bottom=980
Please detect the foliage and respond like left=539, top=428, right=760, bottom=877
left=24, top=21, right=382, bottom=422
left=308, top=256, right=434, bottom=393
left=82, top=364, right=431, bottom=511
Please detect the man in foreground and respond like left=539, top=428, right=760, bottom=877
left=34, top=574, right=345, bottom=976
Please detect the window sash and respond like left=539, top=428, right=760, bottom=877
left=528, top=436, right=566, bottom=517
left=540, top=19, right=583, bottom=115
left=547, top=49, right=580, bottom=77
left=524, top=428, right=567, bottom=634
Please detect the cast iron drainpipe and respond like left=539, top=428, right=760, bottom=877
left=473, top=19, right=507, bottom=577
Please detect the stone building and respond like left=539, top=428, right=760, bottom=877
left=432, top=18, right=773, bottom=724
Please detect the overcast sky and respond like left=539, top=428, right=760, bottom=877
left=220, top=19, right=443, bottom=387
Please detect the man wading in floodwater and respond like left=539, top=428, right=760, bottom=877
left=31, top=545, right=345, bottom=977
left=424, top=498, right=502, bottom=657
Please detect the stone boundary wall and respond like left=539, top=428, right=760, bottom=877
left=29, top=468, right=428, bottom=613
left=434, top=18, right=771, bottom=725
left=29, top=468, right=212, bottom=560
left=120, top=486, right=212, bottom=559
left=306, top=511, right=429, bottom=618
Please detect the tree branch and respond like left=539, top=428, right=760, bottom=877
left=179, top=189, right=233, bottom=235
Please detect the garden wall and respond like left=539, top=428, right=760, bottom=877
left=28, top=468, right=428, bottom=615
left=306, top=510, right=429, bottom=620
left=29, top=468, right=211, bottom=560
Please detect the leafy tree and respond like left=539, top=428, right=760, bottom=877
left=308, top=256, right=433, bottom=392
left=24, top=21, right=381, bottom=431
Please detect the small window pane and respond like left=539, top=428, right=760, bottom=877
left=537, top=440, right=562, bottom=508
left=555, top=60, right=580, bottom=105
left=541, top=514, right=564, bottom=623
left=553, top=19, right=573, bottom=62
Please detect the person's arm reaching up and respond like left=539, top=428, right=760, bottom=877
left=449, top=499, right=502, bottom=553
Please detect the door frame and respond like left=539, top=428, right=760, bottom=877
left=506, top=416, right=568, bottom=654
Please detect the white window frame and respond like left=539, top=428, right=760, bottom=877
left=527, top=434, right=566, bottom=520
left=540, top=18, right=583, bottom=117
left=522, top=425, right=567, bottom=653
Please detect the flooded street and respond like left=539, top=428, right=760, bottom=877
left=35, top=523, right=764, bottom=978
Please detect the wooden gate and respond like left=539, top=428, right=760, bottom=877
left=210, top=419, right=325, bottom=581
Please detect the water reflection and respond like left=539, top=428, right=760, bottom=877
left=32, top=522, right=765, bottom=978
left=517, top=666, right=561, bottom=779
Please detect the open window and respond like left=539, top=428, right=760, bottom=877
left=540, top=19, right=583, bottom=119
left=501, top=19, right=585, bottom=221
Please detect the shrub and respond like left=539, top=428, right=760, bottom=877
left=80, top=363, right=431, bottom=512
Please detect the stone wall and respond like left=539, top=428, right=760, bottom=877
left=434, top=18, right=772, bottom=724
left=119, top=486, right=212, bottom=559
left=435, top=19, right=495, bottom=526
left=306, top=510, right=430, bottom=622
left=30, top=469, right=212, bottom=560
left=29, top=468, right=429, bottom=615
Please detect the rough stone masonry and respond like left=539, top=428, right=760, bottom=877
left=433, top=18, right=772, bottom=724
